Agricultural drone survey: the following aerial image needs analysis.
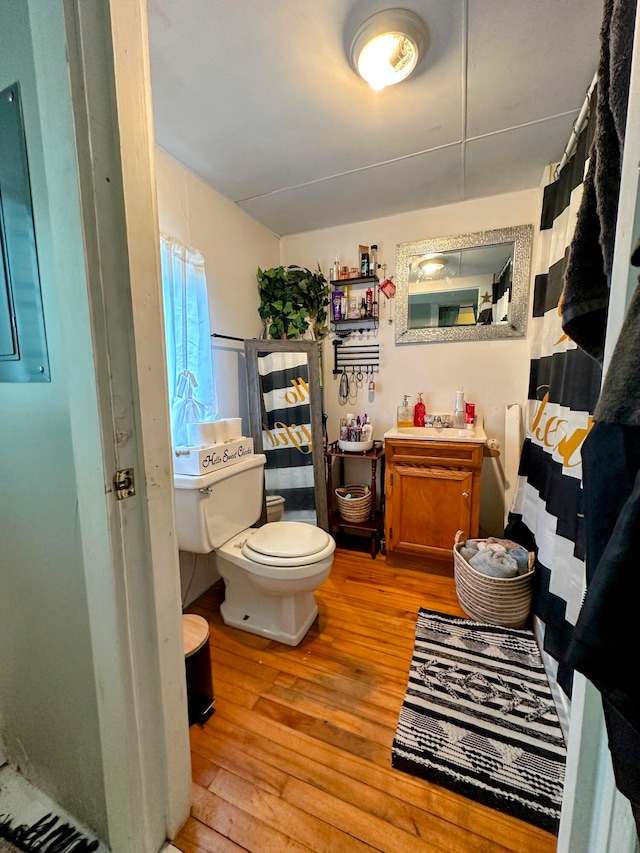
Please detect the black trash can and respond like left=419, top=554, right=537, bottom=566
left=182, top=614, right=214, bottom=725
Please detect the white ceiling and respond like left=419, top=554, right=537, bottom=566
left=147, top=0, right=602, bottom=236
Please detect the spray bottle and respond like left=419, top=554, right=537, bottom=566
left=413, top=392, right=426, bottom=427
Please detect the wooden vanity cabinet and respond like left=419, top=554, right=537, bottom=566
left=384, top=438, right=484, bottom=565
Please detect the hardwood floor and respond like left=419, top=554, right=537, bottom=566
left=175, top=546, right=558, bottom=853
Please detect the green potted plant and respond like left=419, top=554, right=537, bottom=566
left=257, top=264, right=329, bottom=340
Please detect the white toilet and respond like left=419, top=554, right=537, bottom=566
left=173, top=453, right=335, bottom=645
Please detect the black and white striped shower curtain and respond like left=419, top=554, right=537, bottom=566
left=507, top=122, right=604, bottom=727
left=257, top=350, right=317, bottom=523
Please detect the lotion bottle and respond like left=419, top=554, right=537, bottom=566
left=413, top=392, right=426, bottom=427
left=454, top=388, right=466, bottom=428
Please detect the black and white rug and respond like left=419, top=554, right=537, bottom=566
left=392, top=608, right=566, bottom=833
left=0, top=766, right=101, bottom=853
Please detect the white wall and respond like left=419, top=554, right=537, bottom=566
left=282, top=189, right=541, bottom=535
left=155, top=148, right=280, bottom=602
left=0, top=1, right=107, bottom=836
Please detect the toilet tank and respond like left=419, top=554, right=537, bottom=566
left=174, top=453, right=266, bottom=553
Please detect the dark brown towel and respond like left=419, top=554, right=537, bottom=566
left=560, top=0, right=637, bottom=364
left=595, top=236, right=640, bottom=426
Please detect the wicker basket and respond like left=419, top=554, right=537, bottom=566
left=335, top=484, right=371, bottom=523
left=453, top=531, right=534, bottom=629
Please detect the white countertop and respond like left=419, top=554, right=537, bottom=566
left=384, top=416, right=487, bottom=444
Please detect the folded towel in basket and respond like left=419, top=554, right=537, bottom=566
left=460, top=546, right=478, bottom=563
left=469, top=548, right=519, bottom=578
left=508, top=547, right=531, bottom=575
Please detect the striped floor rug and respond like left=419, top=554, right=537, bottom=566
left=0, top=766, right=101, bottom=853
left=392, top=608, right=566, bottom=833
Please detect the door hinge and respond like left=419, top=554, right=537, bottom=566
left=390, top=473, right=393, bottom=486
left=114, top=467, right=135, bottom=500
left=389, top=527, right=392, bottom=540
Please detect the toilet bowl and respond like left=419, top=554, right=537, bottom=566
left=216, top=521, right=335, bottom=645
left=173, top=453, right=335, bottom=645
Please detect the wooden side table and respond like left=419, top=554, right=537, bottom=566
left=324, top=440, right=385, bottom=558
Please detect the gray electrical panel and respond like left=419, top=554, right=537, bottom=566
left=0, top=82, right=50, bottom=382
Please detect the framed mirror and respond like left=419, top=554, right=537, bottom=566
left=395, top=224, right=533, bottom=344
left=245, top=339, right=328, bottom=531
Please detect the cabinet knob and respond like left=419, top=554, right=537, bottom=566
left=462, top=491, right=469, bottom=499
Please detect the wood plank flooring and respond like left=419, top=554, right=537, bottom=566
left=175, top=546, right=558, bottom=853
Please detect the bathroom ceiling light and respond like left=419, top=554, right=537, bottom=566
left=350, top=9, right=429, bottom=91
left=418, top=256, right=448, bottom=276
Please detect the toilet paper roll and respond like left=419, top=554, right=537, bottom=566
left=226, top=418, right=242, bottom=440
left=187, top=421, right=218, bottom=447
left=212, top=419, right=230, bottom=443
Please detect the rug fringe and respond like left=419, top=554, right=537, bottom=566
left=0, top=813, right=99, bottom=852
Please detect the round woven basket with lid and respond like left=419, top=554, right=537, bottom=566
left=335, top=484, right=371, bottom=523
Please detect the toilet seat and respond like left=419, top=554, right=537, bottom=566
left=242, top=521, right=334, bottom=567
left=217, top=523, right=336, bottom=580
left=242, top=521, right=336, bottom=569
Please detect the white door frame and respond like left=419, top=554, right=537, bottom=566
left=62, top=0, right=190, bottom=847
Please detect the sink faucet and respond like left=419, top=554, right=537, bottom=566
left=433, top=415, right=442, bottom=429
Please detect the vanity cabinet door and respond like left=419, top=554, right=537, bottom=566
left=387, top=464, right=473, bottom=559
left=384, top=438, right=483, bottom=566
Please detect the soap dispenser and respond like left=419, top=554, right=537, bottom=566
left=414, top=392, right=426, bottom=427
left=454, top=388, right=466, bottom=428
left=397, top=395, right=414, bottom=428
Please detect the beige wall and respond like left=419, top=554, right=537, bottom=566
left=155, top=147, right=280, bottom=419
left=281, top=188, right=541, bottom=535
left=155, top=148, right=281, bottom=602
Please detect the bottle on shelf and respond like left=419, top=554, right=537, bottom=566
left=454, top=388, right=466, bottom=428
left=370, top=244, right=378, bottom=277
left=360, top=297, right=367, bottom=318
left=332, top=259, right=340, bottom=282
left=365, top=287, right=373, bottom=317
left=332, top=290, right=344, bottom=321
left=414, top=392, right=426, bottom=427
left=360, top=252, right=369, bottom=277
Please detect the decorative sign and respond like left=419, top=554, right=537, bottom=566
left=173, top=438, right=254, bottom=476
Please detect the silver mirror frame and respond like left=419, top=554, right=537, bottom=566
left=244, top=338, right=328, bottom=532
left=395, top=224, right=533, bottom=344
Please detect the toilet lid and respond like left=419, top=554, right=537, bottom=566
left=244, top=521, right=331, bottom=559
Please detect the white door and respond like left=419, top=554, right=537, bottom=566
left=64, top=1, right=192, bottom=847
left=0, top=1, right=190, bottom=849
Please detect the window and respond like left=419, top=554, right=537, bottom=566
left=160, top=234, right=217, bottom=447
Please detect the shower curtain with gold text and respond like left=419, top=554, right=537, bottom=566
left=506, top=123, right=603, bottom=730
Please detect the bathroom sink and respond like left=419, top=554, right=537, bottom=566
left=384, top=419, right=486, bottom=443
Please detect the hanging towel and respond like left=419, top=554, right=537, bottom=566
left=560, top=0, right=637, bottom=364
left=567, top=238, right=640, bottom=837
left=594, top=235, right=640, bottom=426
